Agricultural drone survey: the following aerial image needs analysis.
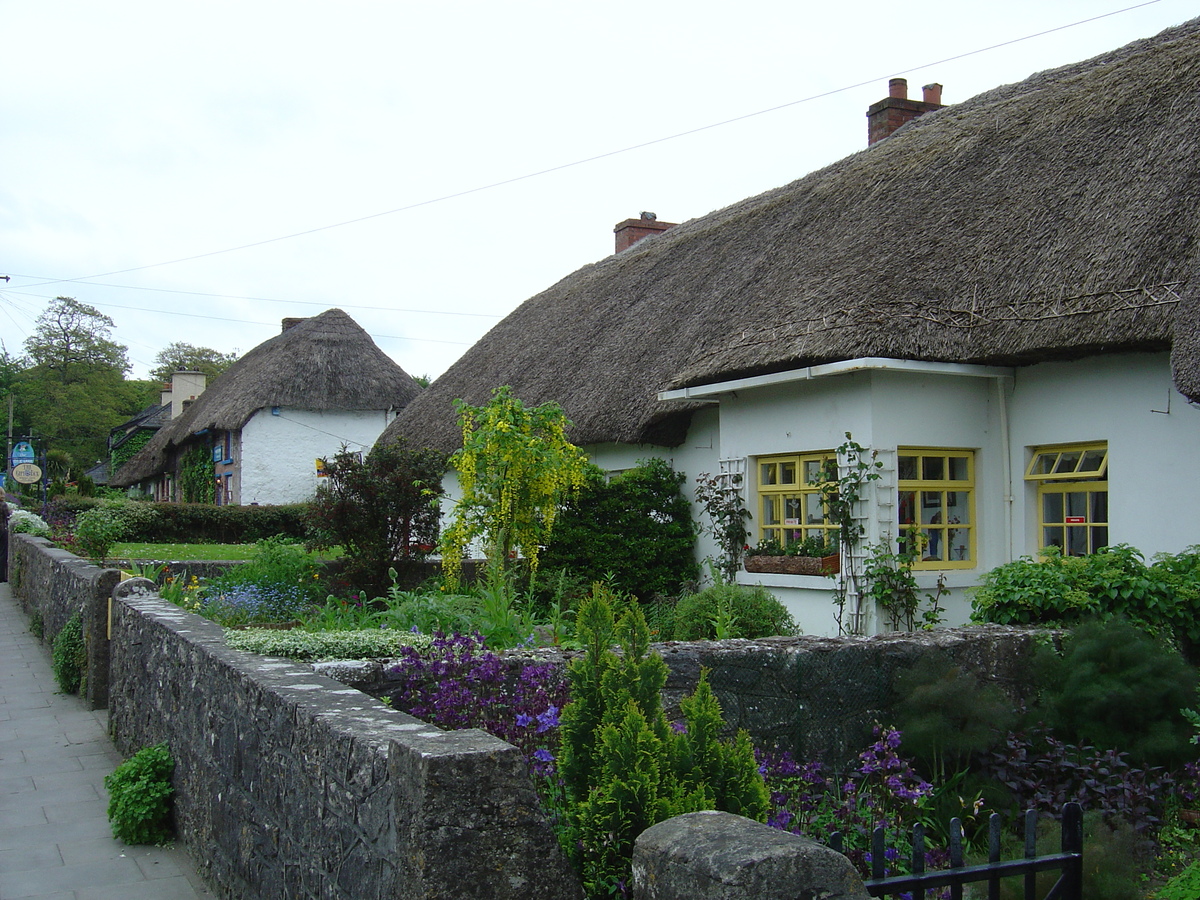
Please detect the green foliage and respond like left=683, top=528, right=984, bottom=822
left=179, top=443, right=214, bottom=504
left=558, top=588, right=768, bottom=896
left=76, top=474, right=96, bottom=497
left=208, top=535, right=325, bottom=604
left=104, top=744, right=174, bottom=845
left=543, top=458, right=697, bottom=598
left=670, top=583, right=798, bottom=640
left=9, top=509, right=51, bottom=537
left=1031, top=619, right=1197, bottom=768
left=225, top=627, right=432, bottom=661
left=694, top=470, right=750, bottom=583
left=29, top=610, right=44, bottom=641
left=1156, top=859, right=1200, bottom=900
left=863, top=528, right=947, bottom=631
left=991, top=812, right=1141, bottom=900
left=149, top=341, right=238, bottom=383
left=47, top=495, right=309, bottom=543
left=749, top=534, right=837, bottom=557
left=73, top=507, right=128, bottom=563
left=307, top=440, right=445, bottom=598
left=441, top=386, right=589, bottom=586
left=52, top=610, right=86, bottom=694
left=892, top=655, right=1015, bottom=780
left=110, top=428, right=154, bottom=473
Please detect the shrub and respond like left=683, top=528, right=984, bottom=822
left=558, top=588, right=768, bottom=896
left=671, top=583, right=798, bottom=640
left=104, top=744, right=174, bottom=845
left=8, top=508, right=50, bottom=537
left=543, top=458, right=698, bottom=599
left=1031, top=619, right=1197, bottom=768
left=306, top=440, right=446, bottom=599
left=73, top=507, right=128, bottom=562
left=1157, top=859, right=1200, bottom=900
left=225, top=627, right=432, bottom=661
left=51, top=611, right=86, bottom=694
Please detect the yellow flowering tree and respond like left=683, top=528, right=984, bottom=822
left=440, top=385, right=589, bottom=587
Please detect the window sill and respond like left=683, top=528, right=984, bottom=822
left=737, top=571, right=834, bottom=589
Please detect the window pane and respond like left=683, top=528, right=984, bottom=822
left=761, top=463, right=777, bottom=485
left=922, top=456, right=944, bottom=480
left=1092, top=526, right=1109, bottom=551
left=948, top=456, right=969, bottom=481
left=923, top=529, right=945, bottom=561
left=898, top=490, right=916, bottom=525
left=1079, top=449, right=1106, bottom=473
left=762, top=496, right=779, bottom=526
left=1054, top=451, right=1082, bottom=474
left=921, top=492, right=943, bottom=525
left=1043, top=525, right=1064, bottom=550
left=898, top=455, right=918, bottom=480
left=1066, top=491, right=1087, bottom=519
left=1032, top=452, right=1058, bottom=475
left=784, top=497, right=801, bottom=525
left=946, top=491, right=968, bottom=523
left=948, top=528, right=970, bottom=562
left=803, top=493, right=825, bottom=525
left=1066, top=526, right=1088, bottom=556
left=780, top=462, right=797, bottom=485
left=803, top=459, right=826, bottom=485
left=1043, top=492, right=1063, bottom=524
left=1091, top=491, right=1108, bottom=524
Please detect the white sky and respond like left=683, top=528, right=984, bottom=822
left=1, top=1, right=1192, bottom=383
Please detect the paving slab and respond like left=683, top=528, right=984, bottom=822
left=0, top=581, right=212, bottom=899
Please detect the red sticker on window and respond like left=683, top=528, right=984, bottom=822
left=1065, top=516, right=1086, bottom=524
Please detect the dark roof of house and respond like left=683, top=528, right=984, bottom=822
left=111, top=309, right=421, bottom=486
left=380, top=17, right=1200, bottom=453
left=109, top=403, right=172, bottom=452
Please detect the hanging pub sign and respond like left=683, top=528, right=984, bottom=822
left=11, top=463, right=42, bottom=485
left=10, top=441, right=35, bottom=468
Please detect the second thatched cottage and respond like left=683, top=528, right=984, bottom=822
left=380, top=19, right=1200, bottom=636
left=112, top=309, right=421, bottom=505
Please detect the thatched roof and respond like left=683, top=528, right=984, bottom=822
left=111, top=309, right=421, bottom=486
left=381, top=18, right=1200, bottom=454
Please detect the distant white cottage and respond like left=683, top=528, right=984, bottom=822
left=112, top=309, right=420, bottom=506
left=379, top=19, right=1200, bottom=636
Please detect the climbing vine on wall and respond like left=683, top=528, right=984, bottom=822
left=110, top=430, right=154, bottom=473
left=179, top=443, right=215, bottom=504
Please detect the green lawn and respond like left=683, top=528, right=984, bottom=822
left=112, top=543, right=256, bottom=561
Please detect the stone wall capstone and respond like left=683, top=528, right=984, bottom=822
left=108, top=586, right=583, bottom=900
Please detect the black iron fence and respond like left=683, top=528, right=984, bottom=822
left=830, top=803, right=1083, bottom=900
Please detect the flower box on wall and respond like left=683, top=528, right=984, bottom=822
left=744, top=554, right=839, bottom=576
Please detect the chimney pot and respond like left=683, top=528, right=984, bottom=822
left=922, top=83, right=943, bottom=105
left=889, top=78, right=908, bottom=99
left=640, top=211, right=657, bottom=221
left=614, top=213, right=678, bottom=254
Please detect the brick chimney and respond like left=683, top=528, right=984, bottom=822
left=614, top=211, right=677, bottom=253
left=161, top=371, right=207, bottom=420
left=866, top=79, right=945, bottom=145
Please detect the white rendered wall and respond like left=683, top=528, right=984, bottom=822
left=238, top=408, right=395, bottom=505
left=1007, top=352, right=1200, bottom=558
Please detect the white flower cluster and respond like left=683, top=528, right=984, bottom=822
left=224, top=627, right=433, bottom=662
left=8, top=506, right=51, bottom=537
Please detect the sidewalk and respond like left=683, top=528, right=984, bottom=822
left=0, top=581, right=212, bottom=900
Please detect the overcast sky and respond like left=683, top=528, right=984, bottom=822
left=1, top=1, right=1192, bottom=383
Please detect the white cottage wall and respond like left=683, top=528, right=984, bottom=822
left=238, top=408, right=394, bottom=505
left=1008, top=351, right=1200, bottom=557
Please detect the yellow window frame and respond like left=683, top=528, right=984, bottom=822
left=1025, top=442, right=1108, bottom=556
left=756, top=451, right=838, bottom=549
left=897, top=448, right=975, bottom=570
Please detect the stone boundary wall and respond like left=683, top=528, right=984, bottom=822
left=7, top=532, right=119, bottom=709
left=108, top=582, right=583, bottom=900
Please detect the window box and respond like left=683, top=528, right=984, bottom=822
left=744, top=554, right=839, bottom=576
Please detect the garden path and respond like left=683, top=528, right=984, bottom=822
left=0, top=581, right=212, bottom=900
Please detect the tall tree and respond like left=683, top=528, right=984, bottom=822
left=24, top=297, right=130, bottom=378
left=149, top=342, right=239, bottom=383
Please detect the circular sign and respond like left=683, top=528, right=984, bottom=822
left=11, top=463, right=42, bottom=485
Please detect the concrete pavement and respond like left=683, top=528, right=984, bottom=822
left=0, top=580, right=212, bottom=900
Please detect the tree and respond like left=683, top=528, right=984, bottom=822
left=149, top=342, right=239, bottom=383
left=24, top=297, right=130, bottom=378
left=307, top=441, right=446, bottom=597
left=439, top=386, right=589, bottom=587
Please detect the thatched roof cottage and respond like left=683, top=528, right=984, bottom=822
left=381, top=19, right=1200, bottom=635
left=113, top=309, right=421, bottom=505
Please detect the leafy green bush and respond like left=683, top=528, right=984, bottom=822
left=73, top=507, right=128, bottom=562
left=1156, top=859, right=1200, bottom=900
left=543, top=458, right=697, bottom=599
left=8, top=509, right=51, bottom=537
left=671, top=583, right=798, bottom=640
left=1030, top=619, right=1197, bottom=768
left=51, top=610, right=86, bottom=694
left=558, top=588, right=768, bottom=896
left=104, top=744, right=174, bottom=845
left=225, top=627, right=432, bottom=661
left=42, top=496, right=310, bottom=543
